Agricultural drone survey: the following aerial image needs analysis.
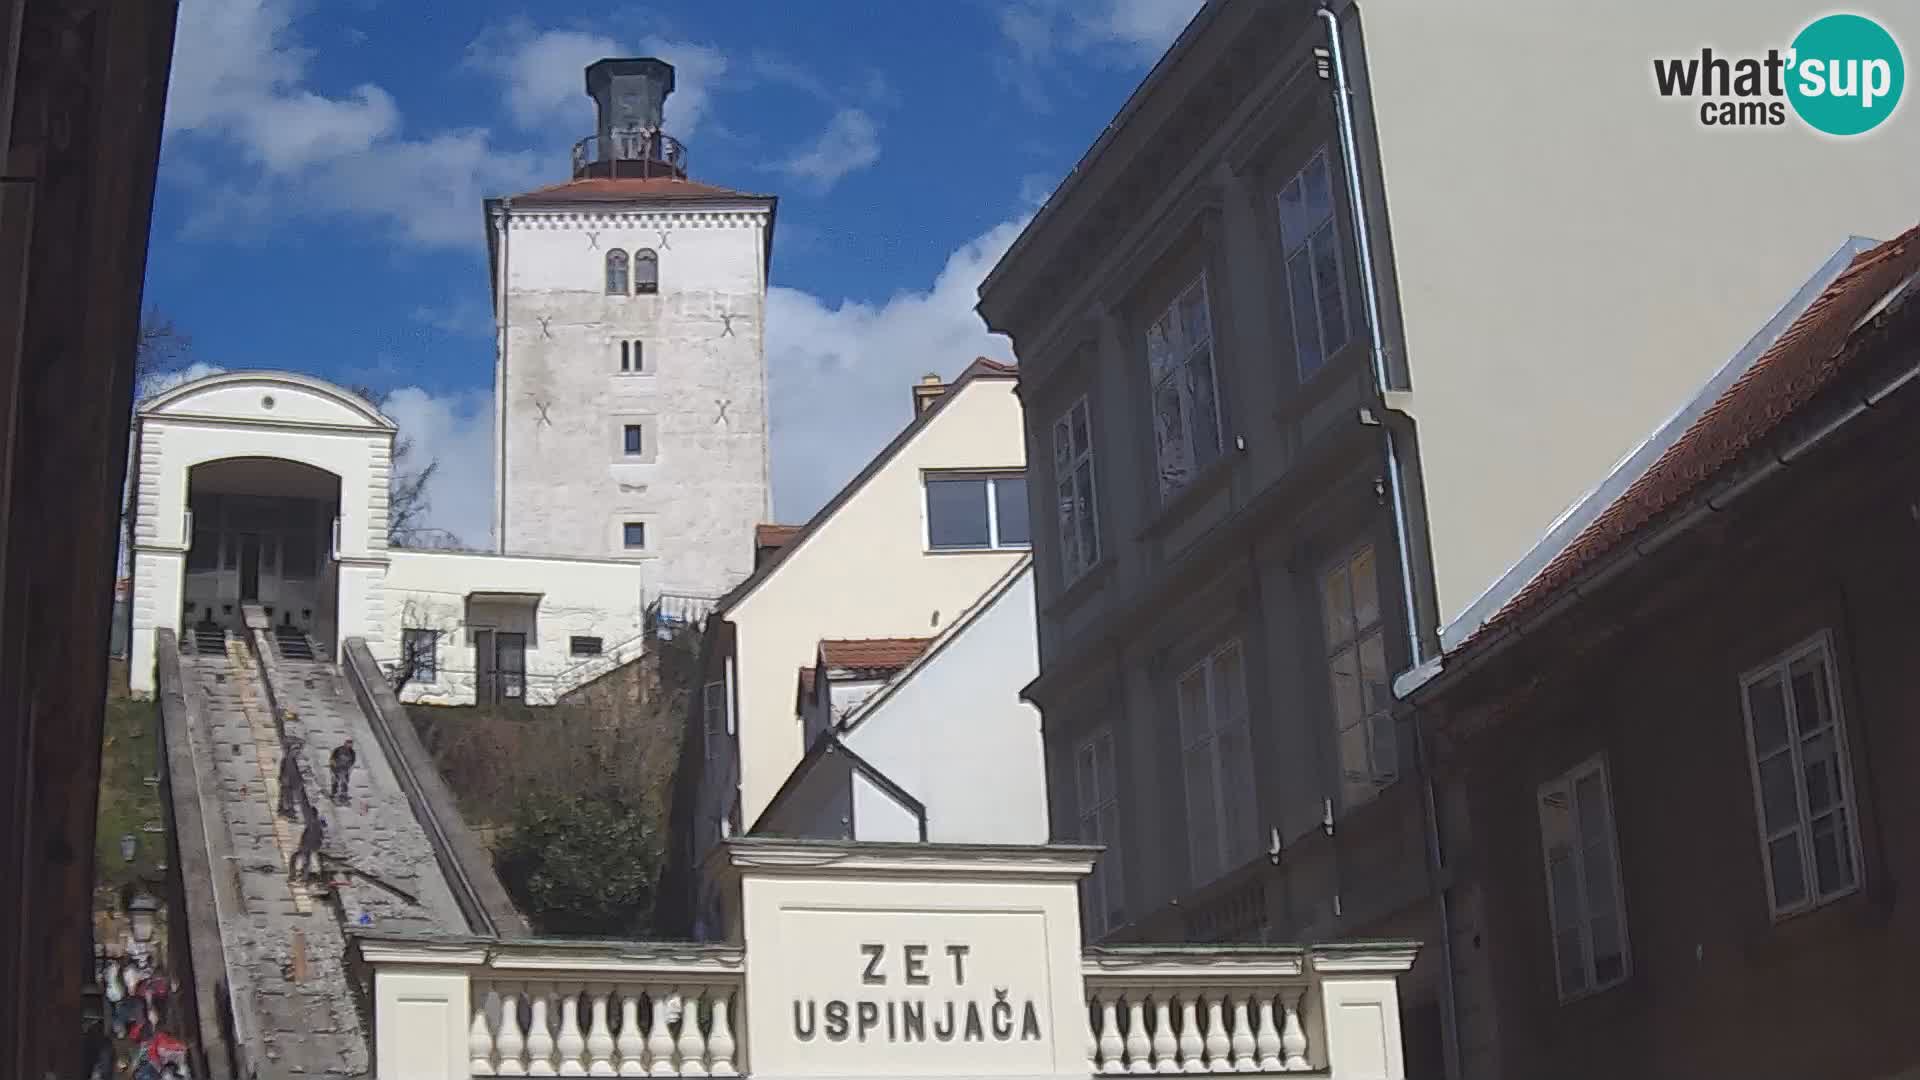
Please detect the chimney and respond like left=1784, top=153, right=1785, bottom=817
left=577, top=58, right=686, bottom=180
left=912, top=373, right=946, bottom=415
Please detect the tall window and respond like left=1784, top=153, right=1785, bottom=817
left=401, top=627, right=437, bottom=681
left=1538, top=756, right=1630, bottom=1000
left=1740, top=632, right=1861, bottom=918
left=605, top=249, right=630, bottom=295
left=703, top=681, right=727, bottom=765
left=1323, top=545, right=1394, bottom=807
left=1277, top=149, right=1351, bottom=381
left=634, top=248, right=659, bottom=294
left=620, top=339, right=646, bottom=373
left=623, top=424, right=645, bottom=456
left=1147, top=276, right=1222, bottom=499
left=1178, top=640, right=1255, bottom=887
left=924, top=472, right=1030, bottom=550
left=1075, top=726, right=1124, bottom=937
left=1052, top=396, right=1100, bottom=584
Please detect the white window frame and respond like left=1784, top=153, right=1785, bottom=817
left=702, top=680, right=727, bottom=766
left=1276, top=148, right=1352, bottom=382
left=1074, top=726, right=1124, bottom=938
left=1146, top=275, right=1223, bottom=500
left=1536, top=755, right=1632, bottom=1002
left=1738, top=630, right=1863, bottom=920
left=1322, top=545, right=1396, bottom=808
left=1177, top=639, right=1256, bottom=888
left=1051, top=396, right=1101, bottom=584
left=922, top=470, right=1031, bottom=551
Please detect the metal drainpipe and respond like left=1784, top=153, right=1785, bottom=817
left=1317, top=7, right=1462, bottom=1078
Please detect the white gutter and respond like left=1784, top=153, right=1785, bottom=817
left=492, top=199, right=512, bottom=554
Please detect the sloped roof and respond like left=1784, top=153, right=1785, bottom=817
left=713, top=357, right=1019, bottom=615
left=507, top=175, right=773, bottom=205
left=819, top=638, right=934, bottom=675
left=1461, top=224, right=1920, bottom=650
left=756, top=524, right=803, bottom=550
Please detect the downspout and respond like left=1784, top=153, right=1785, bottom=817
left=493, top=200, right=512, bottom=554
left=1318, top=7, right=1461, bottom=1078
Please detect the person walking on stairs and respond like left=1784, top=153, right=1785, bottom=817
left=289, top=804, right=325, bottom=882
left=329, top=737, right=356, bottom=802
left=276, top=746, right=303, bottom=820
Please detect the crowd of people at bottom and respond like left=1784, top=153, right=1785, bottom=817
left=89, top=952, right=188, bottom=1080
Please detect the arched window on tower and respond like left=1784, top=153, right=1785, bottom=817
left=634, top=248, right=659, bottom=294
left=605, top=249, right=630, bottom=295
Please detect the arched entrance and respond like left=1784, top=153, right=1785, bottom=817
left=183, top=457, right=342, bottom=648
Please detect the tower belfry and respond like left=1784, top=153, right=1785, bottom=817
left=483, top=57, right=777, bottom=603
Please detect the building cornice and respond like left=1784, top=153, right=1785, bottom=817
left=505, top=207, right=770, bottom=232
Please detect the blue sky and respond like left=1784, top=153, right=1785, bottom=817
left=145, top=0, right=1202, bottom=543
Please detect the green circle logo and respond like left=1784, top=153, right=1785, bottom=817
left=1787, top=14, right=1904, bottom=135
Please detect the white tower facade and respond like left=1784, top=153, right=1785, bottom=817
left=485, top=58, right=775, bottom=603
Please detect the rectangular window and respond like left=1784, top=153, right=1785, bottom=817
left=1147, top=276, right=1222, bottom=499
left=401, top=627, right=437, bottom=681
left=924, top=472, right=1030, bottom=550
left=569, top=636, right=603, bottom=657
left=1323, top=545, right=1394, bottom=808
left=703, top=681, right=727, bottom=765
left=623, top=424, right=644, bottom=455
left=1739, top=631, right=1861, bottom=919
left=623, top=522, right=647, bottom=550
left=1277, top=149, right=1352, bottom=381
left=1075, top=726, right=1125, bottom=937
left=1052, top=396, right=1100, bottom=584
left=1178, top=640, right=1256, bottom=887
left=1538, top=756, right=1630, bottom=1000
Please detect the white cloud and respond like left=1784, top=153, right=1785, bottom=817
left=764, top=214, right=1029, bottom=521
left=465, top=21, right=730, bottom=140
left=137, top=361, right=228, bottom=402
left=375, top=386, right=496, bottom=549
left=996, top=0, right=1202, bottom=99
left=774, top=109, right=881, bottom=194
left=411, top=297, right=495, bottom=339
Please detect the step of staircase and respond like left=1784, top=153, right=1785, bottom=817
left=274, top=627, right=316, bottom=661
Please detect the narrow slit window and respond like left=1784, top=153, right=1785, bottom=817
left=634, top=248, right=659, bottom=294
left=620, top=340, right=631, bottom=372
left=623, top=522, right=647, bottom=550
left=624, top=424, right=644, bottom=456
left=605, top=249, right=630, bottom=295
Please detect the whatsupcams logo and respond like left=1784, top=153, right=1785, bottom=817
left=1653, top=13, right=1904, bottom=134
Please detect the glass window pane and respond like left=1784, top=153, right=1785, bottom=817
left=994, top=476, right=1030, bottom=546
left=1590, top=913, right=1626, bottom=985
left=1312, top=223, right=1350, bottom=357
left=1358, top=630, right=1389, bottom=717
left=1184, top=745, right=1218, bottom=883
left=1811, top=810, right=1856, bottom=895
left=1555, top=928, right=1588, bottom=997
left=926, top=478, right=990, bottom=548
left=1337, top=717, right=1372, bottom=805
left=1321, top=563, right=1355, bottom=645
left=1768, top=832, right=1808, bottom=908
left=1153, top=378, right=1191, bottom=496
left=1545, top=848, right=1580, bottom=933
left=1303, top=153, right=1333, bottom=228
left=1053, top=416, right=1072, bottom=473
left=1181, top=283, right=1211, bottom=351
left=1801, top=730, right=1838, bottom=813
left=1074, top=464, right=1099, bottom=567
left=623, top=522, right=646, bottom=548
left=1328, top=646, right=1363, bottom=731
left=1277, top=177, right=1310, bottom=252
left=1070, top=400, right=1091, bottom=458
left=1056, top=479, right=1079, bottom=573
left=1179, top=668, right=1210, bottom=745
left=1746, top=673, right=1789, bottom=753
left=606, top=250, right=629, bottom=294
left=1349, top=548, right=1379, bottom=630
left=1757, top=753, right=1798, bottom=833
left=1187, top=349, right=1222, bottom=470
left=1288, top=253, right=1324, bottom=380
left=1790, top=653, right=1833, bottom=732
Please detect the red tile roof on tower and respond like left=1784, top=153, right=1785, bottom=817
left=507, top=176, right=772, bottom=204
left=755, top=524, right=803, bottom=550
left=818, top=638, right=935, bottom=674
left=1461, top=223, right=1920, bottom=651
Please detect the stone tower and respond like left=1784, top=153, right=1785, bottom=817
left=484, top=58, right=776, bottom=603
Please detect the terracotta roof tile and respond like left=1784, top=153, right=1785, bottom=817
left=797, top=666, right=817, bottom=699
left=755, top=524, right=803, bottom=550
left=508, top=176, right=771, bottom=204
left=1465, top=224, right=1920, bottom=649
left=818, top=637, right=935, bottom=674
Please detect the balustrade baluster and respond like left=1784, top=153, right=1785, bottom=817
left=497, top=986, right=528, bottom=1076
left=678, top=988, right=710, bottom=1077
left=471, top=992, right=497, bottom=1076
left=1254, top=994, right=1281, bottom=1072
left=1086, top=1005, right=1100, bottom=1074
left=558, top=987, right=588, bottom=1076
left=1228, top=996, right=1255, bottom=1073
left=1177, top=995, right=1204, bottom=1074
left=1203, top=997, right=1230, bottom=1074
left=1279, top=989, right=1309, bottom=1072
left=707, top=992, right=738, bottom=1076
left=1098, top=994, right=1125, bottom=1075
left=586, top=986, right=616, bottom=1076
left=527, top=991, right=558, bottom=1076
left=617, top=993, right=647, bottom=1078
left=1151, top=996, right=1178, bottom=1073
left=1125, top=996, right=1151, bottom=1074
left=647, top=989, right=678, bottom=1077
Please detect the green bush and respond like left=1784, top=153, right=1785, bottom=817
left=496, top=793, right=662, bottom=938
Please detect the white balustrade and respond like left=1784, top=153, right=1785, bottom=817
left=472, top=981, right=739, bottom=1078
left=1085, top=947, right=1337, bottom=1075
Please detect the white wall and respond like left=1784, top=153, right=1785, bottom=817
left=127, top=373, right=393, bottom=694
left=381, top=549, right=649, bottom=706
left=841, top=563, right=1046, bottom=845
left=721, top=375, right=1029, bottom=825
left=1353, top=0, right=1920, bottom=632
left=497, top=202, right=771, bottom=602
